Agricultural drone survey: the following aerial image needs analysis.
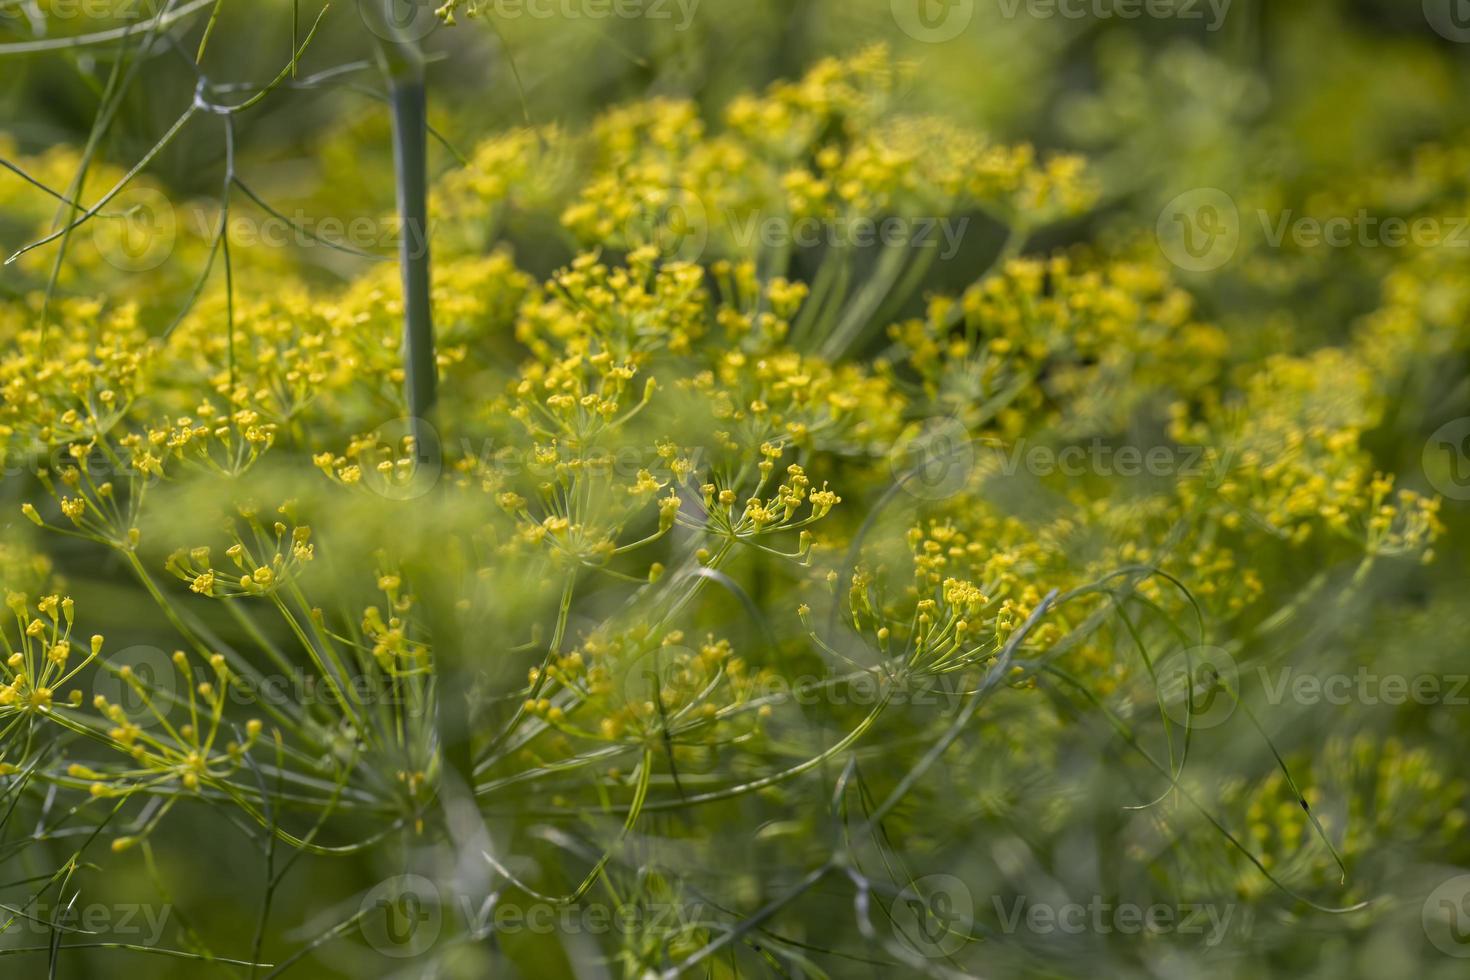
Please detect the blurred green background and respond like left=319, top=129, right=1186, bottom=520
left=5, top=1, right=1470, bottom=977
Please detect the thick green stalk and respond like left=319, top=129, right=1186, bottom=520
left=373, top=18, right=467, bottom=802
left=379, top=34, right=437, bottom=440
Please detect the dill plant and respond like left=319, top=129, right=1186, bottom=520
left=0, top=3, right=1468, bottom=978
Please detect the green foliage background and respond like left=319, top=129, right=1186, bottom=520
left=2, top=0, right=1470, bottom=977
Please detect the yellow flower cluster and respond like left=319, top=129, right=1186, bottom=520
left=560, top=47, right=1096, bottom=261
left=0, top=593, right=99, bottom=718
left=0, top=299, right=155, bottom=455
left=79, top=648, right=267, bottom=854
left=166, top=251, right=533, bottom=430
left=520, top=629, right=770, bottom=753
left=1171, top=350, right=1442, bottom=556
left=890, top=252, right=1227, bottom=438
left=431, top=126, right=573, bottom=255
left=1221, top=735, right=1466, bottom=898
left=166, top=514, right=315, bottom=599
left=1, top=41, right=1465, bottom=924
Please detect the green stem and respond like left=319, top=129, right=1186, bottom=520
left=385, top=58, right=437, bottom=440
